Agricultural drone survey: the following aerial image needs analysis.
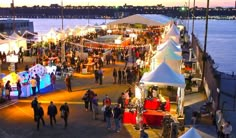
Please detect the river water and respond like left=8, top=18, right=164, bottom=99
left=10, top=18, right=236, bottom=73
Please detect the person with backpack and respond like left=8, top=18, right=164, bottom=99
left=60, top=102, right=70, bottom=128
left=82, top=91, right=89, bottom=111
left=103, top=95, right=111, bottom=122
left=105, top=105, right=113, bottom=130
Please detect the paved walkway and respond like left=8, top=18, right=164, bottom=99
left=0, top=57, right=218, bottom=138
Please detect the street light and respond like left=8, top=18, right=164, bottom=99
left=135, top=82, right=145, bottom=130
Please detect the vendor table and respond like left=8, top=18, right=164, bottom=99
left=144, top=98, right=170, bottom=111
left=123, top=111, right=137, bottom=124
left=142, top=110, right=165, bottom=126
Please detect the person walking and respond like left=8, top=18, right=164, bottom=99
left=102, top=95, right=111, bottom=122
left=50, top=72, right=56, bottom=90
left=113, top=104, right=122, bottom=133
left=30, top=77, right=37, bottom=96
left=94, top=68, right=99, bottom=84
left=35, top=74, right=40, bottom=93
left=47, top=101, right=58, bottom=127
left=104, top=105, right=113, bottom=130
left=64, top=75, right=72, bottom=92
left=31, top=97, right=38, bottom=122
left=112, top=68, right=117, bottom=84
left=82, top=91, right=89, bottom=111
left=17, top=80, right=22, bottom=99
left=118, top=68, right=122, bottom=84
left=5, top=80, right=11, bottom=100
left=98, top=67, right=103, bottom=85
left=60, top=102, right=70, bottom=128
left=36, top=103, right=45, bottom=130
left=92, top=94, right=99, bottom=120
left=87, top=89, right=95, bottom=111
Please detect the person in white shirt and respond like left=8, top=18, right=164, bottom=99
left=30, top=77, right=37, bottom=96
left=136, top=58, right=141, bottom=69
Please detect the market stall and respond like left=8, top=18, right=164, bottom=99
left=2, top=72, right=20, bottom=97
left=140, top=61, right=186, bottom=116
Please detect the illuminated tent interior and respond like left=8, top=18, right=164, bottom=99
left=151, top=48, right=182, bottom=73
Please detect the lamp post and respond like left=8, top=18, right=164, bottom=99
left=61, top=0, right=64, bottom=30
left=135, top=82, right=145, bottom=130
left=201, top=0, right=210, bottom=87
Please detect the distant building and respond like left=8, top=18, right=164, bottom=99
left=0, top=19, right=34, bottom=35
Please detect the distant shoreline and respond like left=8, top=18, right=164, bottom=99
left=0, top=16, right=235, bottom=20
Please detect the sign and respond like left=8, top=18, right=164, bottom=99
left=6, top=54, right=19, bottom=63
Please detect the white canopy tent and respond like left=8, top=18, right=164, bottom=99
left=107, top=14, right=173, bottom=28
left=8, top=32, right=27, bottom=52
left=180, top=127, right=202, bottom=138
left=157, top=38, right=181, bottom=56
left=151, top=48, right=182, bottom=73
left=164, top=24, right=180, bottom=43
left=140, top=61, right=185, bottom=116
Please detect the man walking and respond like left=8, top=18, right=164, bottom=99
left=92, top=94, right=99, bottom=120
left=35, top=74, right=40, bottom=93
left=47, top=101, right=58, bottom=127
left=31, top=97, right=38, bottom=122
left=60, top=102, right=70, bottom=128
left=118, top=68, right=122, bottom=84
left=64, top=75, right=72, bottom=92
left=113, top=68, right=117, bottom=84
left=105, top=105, right=113, bottom=130
left=98, top=67, right=103, bottom=85
left=36, top=103, right=45, bottom=130
left=113, top=104, right=122, bottom=133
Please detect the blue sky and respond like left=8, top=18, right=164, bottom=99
left=0, top=0, right=234, bottom=8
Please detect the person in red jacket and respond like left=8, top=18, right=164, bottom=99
left=103, top=95, right=111, bottom=122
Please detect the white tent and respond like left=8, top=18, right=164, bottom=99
left=0, top=39, right=10, bottom=53
left=151, top=48, right=182, bottom=73
left=164, top=24, right=180, bottom=43
left=46, top=28, right=58, bottom=43
left=157, top=38, right=181, bottom=56
left=180, top=127, right=202, bottom=138
left=140, top=61, right=185, bottom=116
left=8, top=32, right=27, bottom=52
left=107, top=14, right=173, bottom=27
left=141, top=61, right=185, bottom=88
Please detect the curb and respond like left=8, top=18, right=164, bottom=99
left=0, top=100, right=18, bottom=110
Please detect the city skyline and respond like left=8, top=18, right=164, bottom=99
left=0, top=0, right=235, bottom=8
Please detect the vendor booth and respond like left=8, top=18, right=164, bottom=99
left=140, top=61, right=185, bottom=116
left=150, top=48, right=182, bottom=73
left=163, top=24, right=180, bottom=43
left=2, top=72, right=20, bottom=96
left=16, top=64, right=51, bottom=97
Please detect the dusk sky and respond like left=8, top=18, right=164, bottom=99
left=0, top=0, right=235, bottom=8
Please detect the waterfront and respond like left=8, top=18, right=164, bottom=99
left=30, top=18, right=236, bottom=74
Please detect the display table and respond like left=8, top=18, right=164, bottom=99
left=144, top=98, right=160, bottom=110
left=143, top=110, right=165, bottom=126
left=144, top=98, right=170, bottom=111
left=123, top=110, right=137, bottom=124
